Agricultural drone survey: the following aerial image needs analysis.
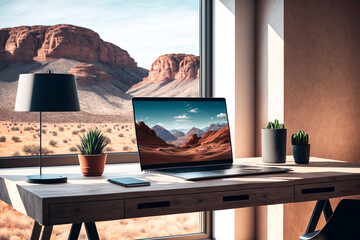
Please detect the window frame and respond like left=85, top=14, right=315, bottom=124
left=0, top=0, right=214, bottom=239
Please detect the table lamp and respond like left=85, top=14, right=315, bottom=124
left=15, top=71, right=81, bottom=184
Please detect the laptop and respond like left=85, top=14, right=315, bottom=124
left=132, top=97, right=291, bottom=181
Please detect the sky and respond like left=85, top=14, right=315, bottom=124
left=133, top=100, right=229, bottom=131
left=0, top=0, right=199, bottom=69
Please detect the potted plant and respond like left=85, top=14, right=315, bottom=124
left=76, top=129, right=109, bottom=176
left=292, top=130, right=310, bottom=164
left=262, top=119, right=287, bottom=163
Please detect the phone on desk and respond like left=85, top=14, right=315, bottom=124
left=108, top=177, right=150, bottom=187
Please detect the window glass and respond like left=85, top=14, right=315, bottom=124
left=0, top=0, right=200, bottom=157
left=0, top=0, right=203, bottom=239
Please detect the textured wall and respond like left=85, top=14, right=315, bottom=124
left=283, top=0, right=360, bottom=239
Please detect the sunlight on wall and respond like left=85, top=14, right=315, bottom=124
left=267, top=23, right=284, bottom=122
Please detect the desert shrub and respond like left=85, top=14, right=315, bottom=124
left=105, top=124, right=107, bottom=127
left=131, top=137, right=136, bottom=144
left=106, top=147, right=114, bottom=152
left=59, top=127, right=64, bottom=131
left=69, top=147, right=77, bottom=152
left=77, top=124, right=82, bottom=128
left=12, top=136, right=21, bottom=142
left=72, top=130, right=78, bottom=135
left=126, top=129, right=129, bottom=131
left=63, top=140, right=68, bottom=143
left=123, top=146, right=129, bottom=151
left=11, top=127, right=20, bottom=131
left=42, top=124, right=47, bottom=128
left=0, top=136, right=6, bottom=142
left=118, top=133, right=124, bottom=138
left=42, top=129, right=46, bottom=134
left=54, top=124, right=57, bottom=127
left=52, top=131, right=57, bottom=136
left=121, top=125, right=125, bottom=129
left=33, top=134, right=39, bottom=139
left=115, top=124, right=119, bottom=127
left=22, top=145, right=54, bottom=155
left=24, top=127, right=34, bottom=131
left=12, top=152, right=20, bottom=156
left=106, top=128, right=112, bottom=133
left=9, top=123, right=12, bottom=126
left=20, top=131, right=22, bottom=134
left=14, top=123, right=18, bottom=126
left=80, top=128, right=86, bottom=133
left=23, top=144, right=40, bottom=155
left=20, top=124, right=22, bottom=126
left=105, top=137, right=111, bottom=144
left=35, top=129, right=40, bottom=132
left=49, top=140, right=57, bottom=147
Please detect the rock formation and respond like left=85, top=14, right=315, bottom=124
left=68, top=63, right=115, bottom=86
left=151, top=125, right=177, bottom=142
left=131, top=54, right=199, bottom=87
left=0, top=24, right=137, bottom=67
left=136, top=121, right=169, bottom=146
left=199, top=126, right=230, bottom=145
left=180, top=133, right=201, bottom=148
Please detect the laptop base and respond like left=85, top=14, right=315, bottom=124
left=147, top=164, right=291, bottom=181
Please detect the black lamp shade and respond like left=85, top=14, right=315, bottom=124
left=15, top=73, right=80, bottom=112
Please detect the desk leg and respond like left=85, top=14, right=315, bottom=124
left=40, top=225, right=53, bottom=240
left=305, top=199, right=333, bottom=234
left=30, top=221, right=42, bottom=240
left=322, top=199, right=333, bottom=221
left=68, top=223, right=82, bottom=240
left=84, top=222, right=100, bottom=240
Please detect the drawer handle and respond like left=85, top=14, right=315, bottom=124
left=302, top=187, right=335, bottom=194
left=138, top=201, right=170, bottom=209
left=223, top=194, right=249, bottom=202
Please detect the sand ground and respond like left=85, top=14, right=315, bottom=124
left=0, top=121, right=138, bottom=157
left=0, top=201, right=200, bottom=240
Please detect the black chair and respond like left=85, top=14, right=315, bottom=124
left=300, top=199, right=360, bottom=240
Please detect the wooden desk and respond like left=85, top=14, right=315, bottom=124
left=1, top=157, right=360, bottom=239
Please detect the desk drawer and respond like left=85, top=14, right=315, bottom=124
left=125, top=186, right=293, bottom=218
left=49, top=200, right=124, bottom=225
left=295, top=180, right=360, bottom=202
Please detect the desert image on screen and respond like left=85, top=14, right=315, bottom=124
left=134, top=100, right=232, bottom=165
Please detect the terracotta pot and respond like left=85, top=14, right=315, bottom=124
left=78, top=154, right=107, bottom=176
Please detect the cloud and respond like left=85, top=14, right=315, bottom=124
left=156, top=122, right=164, bottom=126
left=175, top=114, right=189, bottom=119
left=189, top=108, right=198, bottom=113
left=217, top=113, right=227, bottom=118
left=210, top=117, right=214, bottom=120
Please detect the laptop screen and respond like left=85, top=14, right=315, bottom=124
left=132, top=97, right=233, bottom=170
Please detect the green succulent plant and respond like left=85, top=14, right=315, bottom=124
left=265, top=119, right=285, bottom=129
left=76, top=129, right=109, bottom=155
left=292, top=130, right=309, bottom=145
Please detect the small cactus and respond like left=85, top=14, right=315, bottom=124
left=292, top=130, right=309, bottom=145
left=265, top=119, right=285, bottom=129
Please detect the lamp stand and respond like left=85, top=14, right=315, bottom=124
left=25, top=112, right=67, bottom=184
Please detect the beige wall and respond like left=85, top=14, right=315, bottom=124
left=255, top=0, right=360, bottom=239
left=283, top=0, right=360, bottom=239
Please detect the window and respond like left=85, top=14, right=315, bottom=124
left=0, top=0, right=213, bottom=239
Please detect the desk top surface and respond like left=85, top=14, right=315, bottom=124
left=1, top=156, right=360, bottom=203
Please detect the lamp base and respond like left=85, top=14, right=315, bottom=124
left=25, top=174, right=67, bottom=184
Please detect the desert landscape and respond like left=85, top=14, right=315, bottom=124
left=0, top=23, right=201, bottom=239
left=136, top=121, right=232, bottom=165
left=0, top=201, right=200, bottom=240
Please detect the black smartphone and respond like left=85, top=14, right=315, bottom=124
left=108, top=177, right=150, bottom=187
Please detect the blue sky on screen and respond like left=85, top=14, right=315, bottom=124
left=0, top=0, right=199, bottom=69
left=133, top=100, right=229, bottom=130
